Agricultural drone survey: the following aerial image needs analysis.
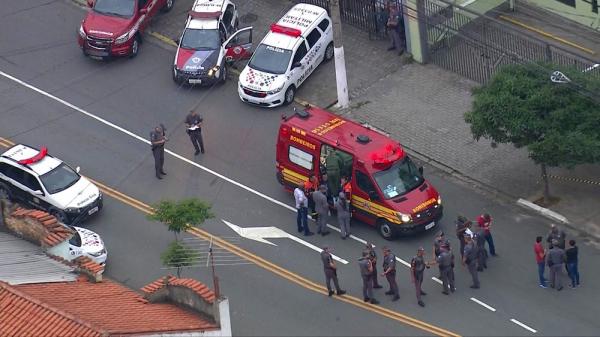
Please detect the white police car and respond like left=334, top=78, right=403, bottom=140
left=69, top=225, right=108, bottom=266
left=0, top=144, right=102, bottom=225
left=238, top=3, right=333, bottom=107
left=172, top=0, right=253, bottom=85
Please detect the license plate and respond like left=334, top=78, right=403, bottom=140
left=425, top=222, right=435, bottom=230
left=86, top=49, right=108, bottom=57
left=88, top=206, right=99, bottom=215
left=188, top=79, right=202, bottom=84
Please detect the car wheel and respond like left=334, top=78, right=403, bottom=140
left=161, top=0, right=174, bottom=12
left=130, top=36, right=140, bottom=58
left=51, top=209, right=68, bottom=224
left=0, top=183, right=12, bottom=201
left=284, top=85, right=295, bottom=105
left=324, top=42, right=334, bottom=62
left=377, top=219, right=396, bottom=240
left=172, top=67, right=180, bottom=84
left=219, top=64, right=227, bottom=83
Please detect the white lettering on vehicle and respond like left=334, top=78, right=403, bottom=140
left=266, top=45, right=286, bottom=53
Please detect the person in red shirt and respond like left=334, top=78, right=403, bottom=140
left=534, top=236, right=547, bottom=288
left=477, top=213, right=497, bottom=256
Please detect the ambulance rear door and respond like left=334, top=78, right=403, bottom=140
left=281, top=129, right=320, bottom=190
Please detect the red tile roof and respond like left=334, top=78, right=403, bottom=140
left=10, top=207, right=73, bottom=247
left=74, top=256, right=105, bottom=275
left=15, top=278, right=218, bottom=335
left=0, top=282, right=106, bottom=337
left=141, top=276, right=217, bottom=304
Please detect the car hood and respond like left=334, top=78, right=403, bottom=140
left=391, top=179, right=440, bottom=215
left=73, top=226, right=105, bottom=253
left=175, top=48, right=219, bottom=72
left=51, top=177, right=100, bottom=209
left=240, top=66, right=285, bottom=92
left=82, top=11, right=132, bottom=38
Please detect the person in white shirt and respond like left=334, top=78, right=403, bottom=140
left=294, top=184, right=313, bottom=236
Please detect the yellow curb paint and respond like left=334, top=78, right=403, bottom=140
left=499, top=15, right=595, bottom=55
left=149, top=32, right=178, bottom=48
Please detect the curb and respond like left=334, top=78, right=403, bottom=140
left=516, top=198, right=569, bottom=224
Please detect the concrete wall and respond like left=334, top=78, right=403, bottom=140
left=522, top=0, right=600, bottom=30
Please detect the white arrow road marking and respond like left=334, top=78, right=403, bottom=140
left=223, top=219, right=349, bottom=264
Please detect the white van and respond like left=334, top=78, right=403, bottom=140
left=238, top=3, right=333, bottom=107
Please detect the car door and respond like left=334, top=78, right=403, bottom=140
left=304, top=27, right=324, bottom=74
left=352, top=169, right=381, bottom=224
left=21, top=172, right=52, bottom=210
left=224, top=27, right=253, bottom=62
left=290, top=40, right=309, bottom=88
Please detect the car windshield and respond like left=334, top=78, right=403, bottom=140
left=373, top=157, right=424, bottom=199
left=68, top=227, right=82, bottom=247
left=181, top=29, right=221, bottom=50
left=93, top=0, right=135, bottom=17
left=248, top=44, right=292, bottom=74
left=40, top=163, right=81, bottom=194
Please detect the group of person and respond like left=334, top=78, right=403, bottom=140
left=534, top=224, right=580, bottom=290
left=375, top=0, right=407, bottom=55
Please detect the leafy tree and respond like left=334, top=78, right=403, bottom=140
left=161, top=241, right=198, bottom=278
left=148, top=198, right=214, bottom=240
left=465, top=63, right=600, bottom=203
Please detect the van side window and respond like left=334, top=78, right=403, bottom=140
left=318, top=18, right=330, bottom=32
left=306, top=28, right=321, bottom=49
left=289, top=146, right=313, bottom=170
left=292, top=41, right=308, bottom=66
left=356, top=171, right=376, bottom=194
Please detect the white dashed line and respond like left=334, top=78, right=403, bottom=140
left=510, top=318, right=537, bottom=333
left=470, top=297, right=496, bottom=312
left=431, top=277, right=442, bottom=285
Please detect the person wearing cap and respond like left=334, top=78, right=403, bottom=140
left=411, top=247, right=429, bottom=306
left=359, top=249, right=379, bottom=304
left=335, top=191, right=351, bottom=239
left=547, top=224, right=566, bottom=250
left=313, top=184, right=330, bottom=236
left=150, top=124, right=167, bottom=179
left=477, top=213, right=496, bottom=256
left=434, top=243, right=455, bottom=295
left=547, top=239, right=566, bottom=291
left=382, top=246, right=400, bottom=302
left=366, top=242, right=383, bottom=289
left=462, top=234, right=480, bottom=289
left=321, top=246, right=346, bottom=296
left=433, top=230, right=450, bottom=277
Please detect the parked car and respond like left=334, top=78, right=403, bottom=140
left=69, top=226, right=108, bottom=265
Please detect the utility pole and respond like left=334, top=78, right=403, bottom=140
left=330, top=0, right=349, bottom=109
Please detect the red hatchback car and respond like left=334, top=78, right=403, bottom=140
left=78, top=0, right=173, bottom=59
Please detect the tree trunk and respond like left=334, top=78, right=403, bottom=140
left=540, top=163, right=551, bottom=204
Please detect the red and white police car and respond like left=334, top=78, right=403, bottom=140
left=172, top=0, right=252, bottom=85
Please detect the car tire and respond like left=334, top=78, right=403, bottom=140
left=377, top=219, right=396, bottom=240
left=324, top=42, right=334, bottom=62
left=219, top=64, right=227, bottom=84
left=50, top=209, right=69, bottom=224
left=284, top=85, right=295, bottom=105
left=130, top=35, right=140, bottom=58
left=172, top=67, right=180, bottom=84
left=161, top=0, right=174, bottom=12
left=0, top=183, right=12, bottom=201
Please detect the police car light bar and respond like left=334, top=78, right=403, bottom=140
left=189, top=10, right=222, bottom=19
left=18, top=147, right=48, bottom=165
left=270, top=24, right=302, bottom=37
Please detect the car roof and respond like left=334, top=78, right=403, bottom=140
left=1, top=144, right=62, bottom=176
left=187, top=0, right=227, bottom=30
left=261, top=3, right=327, bottom=51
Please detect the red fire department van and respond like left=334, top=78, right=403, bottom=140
left=276, top=107, right=443, bottom=239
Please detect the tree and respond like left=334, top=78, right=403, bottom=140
left=465, top=63, right=600, bottom=204
left=161, top=241, right=198, bottom=278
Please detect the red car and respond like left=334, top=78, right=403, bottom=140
left=78, top=0, right=174, bottom=59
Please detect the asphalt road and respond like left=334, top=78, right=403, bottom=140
left=1, top=1, right=599, bottom=336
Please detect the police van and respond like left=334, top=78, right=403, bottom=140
left=173, top=0, right=253, bottom=85
left=0, top=144, right=103, bottom=225
left=238, top=3, right=333, bottom=107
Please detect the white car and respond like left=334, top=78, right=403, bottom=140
left=238, top=3, right=333, bottom=107
left=69, top=226, right=108, bottom=265
left=0, top=144, right=102, bottom=225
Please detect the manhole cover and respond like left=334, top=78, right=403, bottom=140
left=240, top=13, right=258, bottom=24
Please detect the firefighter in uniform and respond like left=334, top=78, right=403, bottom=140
left=411, top=247, right=429, bottom=307
left=150, top=125, right=167, bottom=179
left=185, top=110, right=204, bottom=155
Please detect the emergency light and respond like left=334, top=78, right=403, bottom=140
left=370, top=143, right=403, bottom=168
left=18, top=147, right=48, bottom=165
left=270, top=24, right=302, bottom=37
left=189, top=10, right=222, bottom=19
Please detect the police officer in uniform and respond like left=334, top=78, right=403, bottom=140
left=463, top=234, right=480, bottom=289
left=150, top=125, right=167, bottom=179
left=185, top=110, right=205, bottom=155
left=359, top=250, right=379, bottom=304
left=411, top=247, right=429, bottom=307
left=366, top=242, right=383, bottom=289
left=474, top=226, right=488, bottom=271
left=321, top=246, right=346, bottom=296
left=382, top=246, right=400, bottom=302
left=435, top=243, right=455, bottom=295
left=547, top=239, right=565, bottom=291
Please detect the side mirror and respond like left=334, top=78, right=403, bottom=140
left=292, top=61, right=302, bottom=69
left=86, top=0, right=94, bottom=7
left=418, top=166, right=423, bottom=175
left=368, top=190, right=379, bottom=201
left=76, top=166, right=81, bottom=173
left=139, top=8, right=148, bottom=14
left=33, top=190, right=43, bottom=196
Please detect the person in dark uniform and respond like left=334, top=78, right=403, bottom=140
left=185, top=110, right=205, bottom=155
left=321, top=246, right=346, bottom=296
left=366, top=242, right=383, bottom=289
left=411, top=247, right=429, bottom=307
left=435, top=243, right=455, bottom=295
left=474, top=226, right=488, bottom=271
left=455, top=215, right=469, bottom=259
left=150, top=125, right=167, bottom=179
left=382, top=246, right=400, bottom=302
left=359, top=249, right=379, bottom=304
left=433, top=231, right=450, bottom=278
left=463, top=234, right=480, bottom=289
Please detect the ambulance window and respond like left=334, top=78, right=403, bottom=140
left=356, top=171, right=377, bottom=196
left=306, top=28, right=321, bottom=49
left=318, top=18, right=330, bottom=31
left=292, top=42, right=308, bottom=66
left=223, top=4, right=235, bottom=29
left=289, top=146, right=313, bottom=170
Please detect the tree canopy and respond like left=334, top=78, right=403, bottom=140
left=148, top=198, right=214, bottom=237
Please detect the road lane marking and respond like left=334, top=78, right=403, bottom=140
left=510, top=318, right=537, bottom=334
left=431, top=277, right=442, bottom=285
left=470, top=297, right=496, bottom=312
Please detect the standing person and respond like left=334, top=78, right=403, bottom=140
left=304, top=174, right=319, bottom=219
left=294, top=184, right=313, bottom=236
left=473, top=226, right=488, bottom=271
left=386, top=1, right=405, bottom=55
left=325, top=149, right=343, bottom=202
left=321, top=246, right=346, bottom=296
left=566, top=240, right=580, bottom=288
left=547, top=240, right=565, bottom=291
left=313, top=185, right=330, bottom=236
left=435, top=243, right=455, bottom=295
left=463, top=234, right=480, bottom=289
left=340, top=176, right=352, bottom=200
left=410, top=247, right=428, bottom=306
left=455, top=215, right=469, bottom=259
left=150, top=125, right=167, bottom=179
left=534, top=236, right=547, bottom=288
left=359, top=250, right=379, bottom=304
left=547, top=224, right=566, bottom=249
left=477, top=213, right=497, bottom=256
left=335, top=192, right=351, bottom=239
left=366, top=242, right=383, bottom=289
left=185, top=110, right=205, bottom=155
left=382, top=246, right=400, bottom=302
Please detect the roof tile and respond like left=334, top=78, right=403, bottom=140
left=142, top=277, right=216, bottom=304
